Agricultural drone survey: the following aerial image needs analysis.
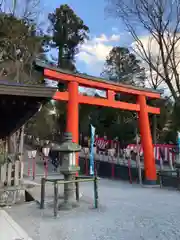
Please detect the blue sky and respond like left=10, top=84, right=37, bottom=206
left=41, top=1, right=169, bottom=95
left=43, top=0, right=133, bottom=76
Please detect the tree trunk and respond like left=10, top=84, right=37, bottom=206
left=58, top=46, right=63, bottom=67
left=7, top=131, right=20, bottom=155
left=8, top=135, right=14, bottom=154
left=19, top=125, right=24, bottom=155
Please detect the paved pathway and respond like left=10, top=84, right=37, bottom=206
left=23, top=145, right=59, bottom=178
left=5, top=179, right=180, bottom=240
left=0, top=209, right=33, bottom=240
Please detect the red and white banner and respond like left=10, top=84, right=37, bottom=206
left=93, top=137, right=176, bottom=163
left=123, top=144, right=176, bottom=163
left=94, top=138, right=110, bottom=151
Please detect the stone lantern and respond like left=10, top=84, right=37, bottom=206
left=58, top=132, right=81, bottom=210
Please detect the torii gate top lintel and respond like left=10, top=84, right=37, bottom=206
left=44, top=66, right=160, bottom=97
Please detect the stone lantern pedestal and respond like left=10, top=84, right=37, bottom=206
left=60, top=168, right=80, bottom=210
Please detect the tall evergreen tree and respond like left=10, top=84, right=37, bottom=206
left=48, top=4, right=89, bottom=71
left=47, top=4, right=90, bottom=133
left=0, top=13, right=49, bottom=84
left=101, top=47, right=146, bottom=86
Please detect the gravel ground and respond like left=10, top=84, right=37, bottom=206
left=5, top=179, right=180, bottom=240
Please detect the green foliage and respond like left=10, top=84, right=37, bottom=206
left=161, top=98, right=180, bottom=143
left=147, top=98, right=173, bottom=143
left=25, top=101, right=58, bottom=139
left=101, top=47, right=146, bottom=86
left=79, top=104, right=137, bottom=142
left=95, top=109, right=135, bottom=142
left=0, top=13, right=49, bottom=84
left=48, top=4, right=89, bottom=70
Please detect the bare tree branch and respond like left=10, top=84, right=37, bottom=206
left=106, top=0, right=180, bottom=100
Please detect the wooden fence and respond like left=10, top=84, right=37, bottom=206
left=0, top=160, right=23, bottom=187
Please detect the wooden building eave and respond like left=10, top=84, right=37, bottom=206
left=0, top=83, right=57, bottom=138
left=0, top=83, right=57, bottom=98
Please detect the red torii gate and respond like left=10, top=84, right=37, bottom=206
left=41, top=64, right=160, bottom=184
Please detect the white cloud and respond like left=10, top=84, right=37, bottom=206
left=110, top=34, right=120, bottom=41
left=93, top=33, right=120, bottom=43
left=77, top=33, right=120, bottom=74
left=94, top=34, right=109, bottom=43
left=79, top=41, right=112, bottom=63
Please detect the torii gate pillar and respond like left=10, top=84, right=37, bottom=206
left=66, top=81, right=79, bottom=166
left=138, top=95, right=157, bottom=184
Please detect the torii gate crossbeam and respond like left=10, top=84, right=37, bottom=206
left=42, top=66, right=161, bottom=185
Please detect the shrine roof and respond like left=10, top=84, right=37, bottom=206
left=0, top=81, right=57, bottom=98
left=0, top=82, right=57, bottom=138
